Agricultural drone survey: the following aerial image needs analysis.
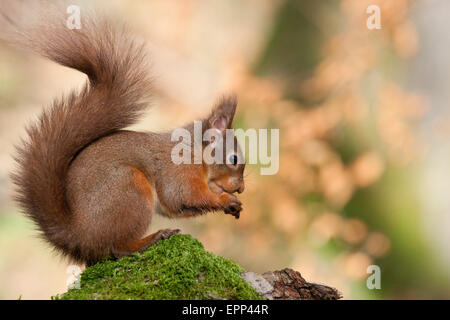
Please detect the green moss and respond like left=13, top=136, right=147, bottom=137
left=54, top=234, right=262, bottom=300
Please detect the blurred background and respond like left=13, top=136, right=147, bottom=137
left=1, top=0, right=449, bottom=299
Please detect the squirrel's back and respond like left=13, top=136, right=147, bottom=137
left=8, top=9, right=153, bottom=262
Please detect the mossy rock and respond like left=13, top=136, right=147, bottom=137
left=54, top=234, right=262, bottom=300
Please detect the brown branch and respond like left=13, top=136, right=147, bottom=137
left=242, top=268, right=342, bottom=300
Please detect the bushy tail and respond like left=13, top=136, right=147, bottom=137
left=7, top=7, right=153, bottom=248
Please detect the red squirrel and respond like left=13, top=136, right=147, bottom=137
left=9, top=13, right=245, bottom=266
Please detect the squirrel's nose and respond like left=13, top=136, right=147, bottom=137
left=237, top=183, right=245, bottom=194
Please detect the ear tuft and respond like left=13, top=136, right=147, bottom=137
left=208, top=94, right=237, bottom=133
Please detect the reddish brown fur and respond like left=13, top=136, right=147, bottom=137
left=9, top=9, right=245, bottom=265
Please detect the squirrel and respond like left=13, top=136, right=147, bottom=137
left=7, top=11, right=245, bottom=266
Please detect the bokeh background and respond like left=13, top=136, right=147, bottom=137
left=1, top=0, right=449, bottom=299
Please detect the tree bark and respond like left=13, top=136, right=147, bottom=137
left=242, top=268, right=342, bottom=300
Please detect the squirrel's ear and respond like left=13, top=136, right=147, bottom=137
left=207, top=95, right=237, bottom=134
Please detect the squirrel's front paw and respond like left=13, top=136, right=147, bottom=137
left=225, top=203, right=242, bottom=219
left=221, top=193, right=242, bottom=219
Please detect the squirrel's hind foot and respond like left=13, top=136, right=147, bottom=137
left=110, top=229, right=181, bottom=260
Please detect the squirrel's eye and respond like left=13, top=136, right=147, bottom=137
left=228, top=154, right=238, bottom=166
